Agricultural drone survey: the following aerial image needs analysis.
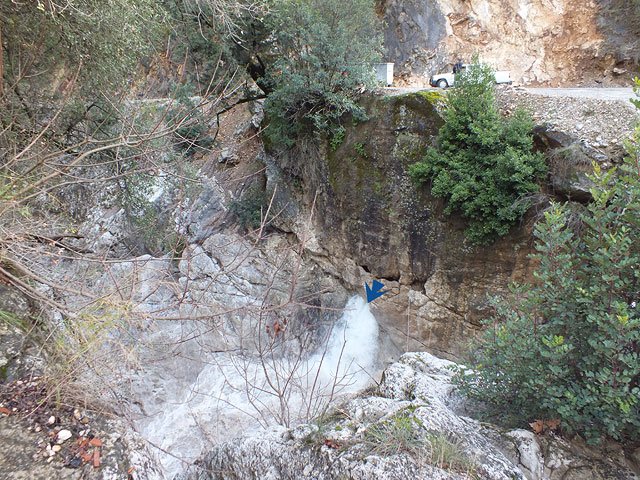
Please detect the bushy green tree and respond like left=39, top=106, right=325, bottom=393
left=1, top=0, right=165, bottom=96
left=409, top=64, right=546, bottom=245
left=250, top=0, right=382, bottom=144
left=454, top=151, right=640, bottom=442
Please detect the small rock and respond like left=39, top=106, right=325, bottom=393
left=73, top=409, right=82, bottom=421
left=46, top=445, right=55, bottom=457
left=34, top=425, right=41, bottom=433
left=47, top=415, right=56, bottom=425
left=218, top=148, right=231, bottom=163
left=81, top=416, right=90, bottom=425
left=234, top=124, right=248, bottom=136
left=66, top=456, right=83, bottom=469
left=56, top=429, right=73, bottom=444
left=52, top=445, right=62, bottom=453
left=575, top=123, right=583, bottom=131
left=613, top=67, right=627, bottom=75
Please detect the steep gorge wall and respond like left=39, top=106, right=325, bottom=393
left=265, top=88, right=636, bottom=359
left=267, top=92, right=537, bottom=359
left=382, top=0, right=637, bottom=86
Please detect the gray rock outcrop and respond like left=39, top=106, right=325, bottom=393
left=380, top=0, right=637, bottom=86
left=180, top=352, right=638, bottom=480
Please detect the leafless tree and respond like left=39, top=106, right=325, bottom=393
left=183, top=0, right=270, bottom=40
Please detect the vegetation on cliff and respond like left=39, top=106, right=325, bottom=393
left=3, top=0, right=640, bottom=465
left=454, top=83, right=640, bottom=443
left=409, top=63, right=546, bottom=245
left=0, top=0, right=165, bottom=96
left=256, top=0, right=383, bottom=144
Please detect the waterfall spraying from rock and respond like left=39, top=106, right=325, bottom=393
left=309, top=295, right=379, bottom=391
left=134, top=295, right=379, bottom=478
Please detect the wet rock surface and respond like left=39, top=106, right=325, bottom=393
left=179, top=352, right=639, bottom=480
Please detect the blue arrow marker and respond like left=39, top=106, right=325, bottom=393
left=365, top=279, right=387, bottom=303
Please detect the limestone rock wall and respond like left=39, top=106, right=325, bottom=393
left=381, top=0, right=637, bottom=86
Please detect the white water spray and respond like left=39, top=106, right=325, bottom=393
left=133, top=295, right=379, bottom=478
left=309, top=295, right=379, bottom=391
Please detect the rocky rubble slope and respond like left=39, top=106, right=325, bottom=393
left=496, top=87, right=638, bottom=201
left=179, top=352, right=639, bottom=480
left=496, top=87, right=638, bottom=154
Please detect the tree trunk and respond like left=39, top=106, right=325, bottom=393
left=0, top=19, right=4, bottom=97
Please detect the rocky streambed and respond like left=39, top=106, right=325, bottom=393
left=177, top=352, right=640, bottom=480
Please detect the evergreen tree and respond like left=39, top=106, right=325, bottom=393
left=409, top=63, right=546, bottom=245
left=454, top=87, right=640, bottom=440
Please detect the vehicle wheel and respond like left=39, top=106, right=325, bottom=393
left=436, top=79, right=448, bottom=89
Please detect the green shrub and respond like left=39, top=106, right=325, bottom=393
left=330, top=127, right=346, bottom=152
left=260, top=0, right=382, bottom=144
left=229, top=185, right=267, bottom=230
left=409, top=63, right=546, bottom=245
left=454, top=155, right=640, bottom=442
left=354, top=142, right=367, bottom=157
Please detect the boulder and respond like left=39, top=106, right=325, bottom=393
left=179, top=352, right=639, bottom=480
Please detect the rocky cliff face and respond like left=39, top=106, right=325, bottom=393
left=381, top=0, right=638, bottom=86
left=267, top=92, right=527, bottom=359
left=265, top=88, right=635, bottom=359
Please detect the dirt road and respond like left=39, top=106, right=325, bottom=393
left=384, top=86, right=635, bottom=103
left=524, top=88, right=634, bottom=102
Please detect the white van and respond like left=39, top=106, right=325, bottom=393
left=429, top=64, right=512, bottom=88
